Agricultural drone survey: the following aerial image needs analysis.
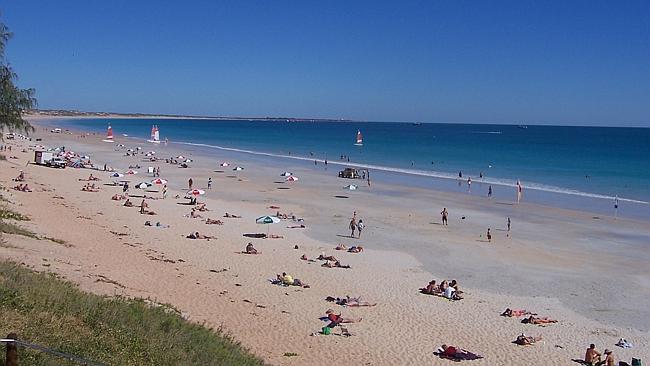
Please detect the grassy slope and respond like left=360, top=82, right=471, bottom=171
left=0, top=261, right=265, bottom=366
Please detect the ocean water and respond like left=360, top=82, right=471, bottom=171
left=46, top=118, right=650, bottom=212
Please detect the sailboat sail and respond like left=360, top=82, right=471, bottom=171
left=355, top=130, right=363, bottom=145
left=148, top=125, right=161, bottom=143
left=103, top=124, right=115, bottom=143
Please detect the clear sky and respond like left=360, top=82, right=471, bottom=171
left=2, top=1, right=649, bottom=126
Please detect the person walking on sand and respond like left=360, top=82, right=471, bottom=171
left=162, top=184, right=168, bottom=199
left=349, top=217, right=357, bottom=238
left=441, top=208, right=448, bottom=225
left=486, top=228, right=492, bottom=243
left=488, top=185, right=492, bottom=198
left=507, top=217, right=511, bottom=232
left=188, top=177, right=193, bottom=190
left=207, top=177, right=212, bottom=190
left=357, top=219, right=364, bottom=238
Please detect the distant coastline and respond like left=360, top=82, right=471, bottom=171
left=25, top=109, right=354, bottom=123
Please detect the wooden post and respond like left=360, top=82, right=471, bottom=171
left=5, top=333, right=18, bottom=366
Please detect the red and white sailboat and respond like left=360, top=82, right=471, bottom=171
left=102, top=124, right=115, bottom=143
left=147, top=125, right=160, bottom=143
left=354, top=130, right=363, bottom=146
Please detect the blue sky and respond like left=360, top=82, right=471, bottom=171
left=2, top=1, right=649, bottom=126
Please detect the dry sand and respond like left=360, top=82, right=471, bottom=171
left=0, top=123, right=648, bottom=365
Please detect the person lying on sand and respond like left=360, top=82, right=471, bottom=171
left=186, top=231, right=214, bottom=240
left=322, top=260, right=351, bottom=269
left=195, top=203, right=209, bottom=212
left=521, top=316, right=557, bottom=325
left=224, top=213, right=241, bottom=218
left=205, top=218, right=224, bottom=225
left=335, top=244, right=347, bottom=250
left=300, top=254, right=316, bottom=262
left=348, top=246, right=363, bottom=253
left=266, top=234, right=283, bottom=239
left=243, top=242, right=259, bottom=254
left=111, top=194, right=126, bottom=201
left=287, top=224, right=306, bottom=229
left=501, top=308, right=537, bottom=317
left=187, top=210, right=202, bottom=219
left=420, top=280, right=440, bottom=295
left=123, top=199, right=134, bottom=207
left=326, top=296, right=376, bottom=307
left=318, top=254, right=338, bottom=261
left=435, top=345, right=483, bottom=361
left=325, top=309, right=362, bottom=326
left=515, top=333, right=542, bottom=345
left=276, top=272, right=309, bottom=288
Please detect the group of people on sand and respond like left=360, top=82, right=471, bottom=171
left=584, top=343, right=616, bottom=366
left=275, top=272, right=310, bottom=288
left=335, top=244, right=363, bottom=253
left=13, top=183, right=32, bottom=192
left=419, top=279, right=464, bottom=300
left=349, top=215, right=365, bottom=238
left=81, top=182, right=99, bottom=192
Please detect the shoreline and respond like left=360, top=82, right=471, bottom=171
left=34, top=117, right=650, bottom=220
left=1, top=121, right=648, bottom=364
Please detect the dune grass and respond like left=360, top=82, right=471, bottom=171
left=0, top=261, right=266, bottom=366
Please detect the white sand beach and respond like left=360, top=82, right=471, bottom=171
left=1, top=121, right=648, bottom=365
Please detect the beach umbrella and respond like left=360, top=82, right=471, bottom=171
left=184, top=158, right=193, bottom=163
left=280, top=171, right=293, bottom=177
left=187, top=189, right=205, bottom=196
left=233, top=166, right=244, bottom=171
left=286, top=176, right=299, bottom=182
left=137, top=182, right=153, bottom=189
left=344, top=184, right=358, bottom=190
left=126, top=170, right=138, bottom=175
left=109, top=172, right=124, bottom=178
left=176, top=155, right=185, bottom=159
left=220, top=162, right=230, bottom=167
left=256, top=215, right=280, bottom=235
left=151, top=178, right=168, bottom=185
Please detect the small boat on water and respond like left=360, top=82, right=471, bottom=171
left=102, top=124, right=115, bottom=143
left=517, top=125, right=528, bottom=129
left=412, top=122, right=422, bottom=126
left=354, top=130, right=363, bottom=146
left=147, top=125, right=161, bottom=143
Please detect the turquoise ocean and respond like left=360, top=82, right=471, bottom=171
left=45, top=119, right=650, bottom=219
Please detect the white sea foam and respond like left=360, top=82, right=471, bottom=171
left=174, top=140, right=648, bottom=205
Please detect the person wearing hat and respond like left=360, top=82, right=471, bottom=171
left=603, top=349, right=614, bottom=366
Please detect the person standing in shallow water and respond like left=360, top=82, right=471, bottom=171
left=441, top=208, right=448, bottom=225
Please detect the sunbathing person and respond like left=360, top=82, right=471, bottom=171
left=515, top=333, right=542, bottom=345
left=189, top=210, right=203, bottom=219
left=522, top=316, right=557, bottom=325
left=300, top=254, right=316, bottom=262
left=420, top=280, right=440, bottom=295
left=287, top=224, right=306, bottom=228
left=501, top=308, right=537, bottom=317
left=325, top=309, right=362, bottom=326
left=111, top=194, right=125, bottom=201
left=435, top=345, right=483, bottom=361
left=224, top=212, right=241, bottom=218
left=243, top=242, right=259, bottom=254
left=322, top=260, right=349, bottom=268
left=335, top=244, right=347, bottom=250
left=196, top=203, right=209, bottom=212
left=327, top=296, right=376, bottom=307
left=186, top=231, right=214, bottom=240
left=205, top=218, right=223, bottom=225
left=21, top=184, right=32, bottom=192
left=88, top=173, right=99, bottom=181
left=266, top=234, right=283, bottom=239
left=348, top=246, right=364, bottom=253
left=123, top=199, right=134, bottom=207
left=277, top=272, right=309, bottom=287
left=317, top=254, right=338, bottom=261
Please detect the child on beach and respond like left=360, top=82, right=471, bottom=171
left=357, top=219, right=364, bottom=238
